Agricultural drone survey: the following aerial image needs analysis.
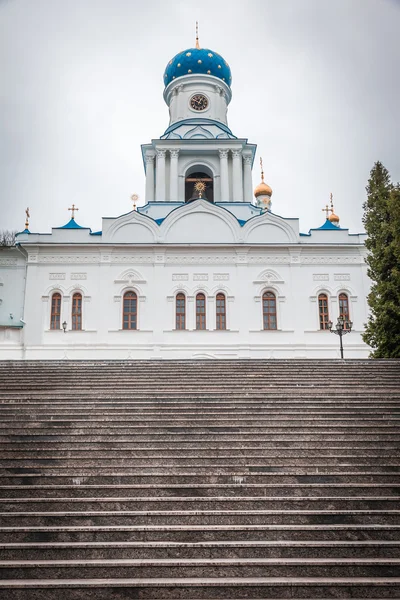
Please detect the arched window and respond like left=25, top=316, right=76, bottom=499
left=216, top=293, right=226, bottom=330
left=176, top=293, right=186, bottom=330
left=185, top=170, right=214, bottom=203
left=339, top=293, right=350, bottom=328
left=72, top=293, right=82, bottom=331
left=318, top=293, right=329, bottom=330
left=263, top=292, right=277, bottom=330
left=123, top=291, right=137, bottom=330
left=196, top=293, right=206, bottom=330
left=50, top=293, right=61, bottom=330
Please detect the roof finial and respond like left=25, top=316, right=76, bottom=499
left=131, top=193, right=139, bottom=211
left=68, top=204, right=79, bottom=220
left=322, top=204, right=330, bottom=219
left=25, top=207, right=30, bottom=230
left=260, top=157, right=264, bottom=182
left=195, top=21, right=200, bottom=49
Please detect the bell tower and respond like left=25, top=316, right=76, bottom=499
left=141, top=29, right=256, bottom=204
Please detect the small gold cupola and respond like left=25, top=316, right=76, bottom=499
left=328, top=193, right=340, bottom=226
left=254, top=157, right=272, bottom=211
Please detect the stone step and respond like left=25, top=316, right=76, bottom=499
left=2, top=441, right=397, bottom=450
left=2, top=473, right=399, bottom=486
left=1, top=540, right=400, bottom=560
left=3, top=448, right=398, bottom=460
left=3, top=427, right=399, bottom=436
left=1, top=557, right=400, bottom=579
left=2, top=459, right=399, bottom=470
left=3, top=436, right=399, bottom=446
left=1, top=510, right=399, bottom=527
left=2, top=524, right=399, bottom=543
left=3, top=397, right=400, bottom=404
left=2, top=483, right=398, bottom=499
left=0, top=416, right=400, bottom=431
left=0, top=403, right=400, bottom=422
left=0, top=577, right=400, bottom=600
left=1, top=497, right=398, bottom=513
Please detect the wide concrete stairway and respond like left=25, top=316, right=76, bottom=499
left=0, top=359, right=399, bottom=599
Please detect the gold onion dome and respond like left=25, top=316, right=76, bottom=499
left=328, top=211, right=339, bottom=224
left=254, top=180, right=273, bottom=197
left=328, top=193, right=339, bottom=224
left=254, top=158, right=272, bottom=197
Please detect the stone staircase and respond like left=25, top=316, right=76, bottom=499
left=0, top=358, right=399, bottom=599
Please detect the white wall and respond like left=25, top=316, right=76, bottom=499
left=1, top=244, right=369, bottom=360
left=0, top=247, right=26, bottom=358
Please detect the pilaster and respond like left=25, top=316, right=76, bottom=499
left=156, top=150, right=166, bottom=201
left=232, top=150, right=243, bottom=202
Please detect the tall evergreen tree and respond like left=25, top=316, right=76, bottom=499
left=362, top=162, right=400, bottom=357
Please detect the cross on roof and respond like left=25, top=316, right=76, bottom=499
left=68, top=204, right=79, bottom=219
left=322, top=204, right=331, bottom=219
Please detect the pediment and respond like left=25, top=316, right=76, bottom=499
left=160, top=199, right=240, bottom=244
left=103, top=210, right=159, bottom=244
left=243, top=212, right=299, bottom=244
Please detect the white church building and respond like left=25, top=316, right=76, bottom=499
left=0, top=36, right=371, bottom=360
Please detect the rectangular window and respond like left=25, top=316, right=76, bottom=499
left=50, top=294, right=61, bottom=330
left=216, top=293, right=226, bottom=330
left=339, top=293, right=350, bottom=329
left=263, top=292, right=277, bottom=330
left=123, top=292, right=137, bottom=330
left=196, top=293, right=206, bottom=330
left=176, top=294, right=186, bottom=330
left=318, top=294, right=329, bottom=330
left=72, top=294, right=82, bottom=331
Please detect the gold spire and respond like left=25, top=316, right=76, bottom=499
left=131, top=193, right=139, bottom=211
left=195, top=21, right=200, bottom=49
left=68, top=204, right=79, bottom=220
left=260, top=157, right=264, bottom=182
left=25, top=207, right=30, bottom=230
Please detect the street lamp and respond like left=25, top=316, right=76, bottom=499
left=62, top=321, right=67, bottom=333
left=328, top=315, right=353, bottom=359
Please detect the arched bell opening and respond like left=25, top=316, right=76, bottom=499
left=185, top=166, right=214, bottom=203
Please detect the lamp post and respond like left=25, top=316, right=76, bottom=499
left=328, top=315, right=353, bottom=359
left=62, top=321, right=67, bottom=334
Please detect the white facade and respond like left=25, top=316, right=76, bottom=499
left=0, top=41, right=372, bottom=360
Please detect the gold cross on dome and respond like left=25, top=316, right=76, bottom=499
left=68, top=204, right=79, bottom=219
left=322, top=204, right=330, bottom=218
left=25, top=207, right=30, bottom=229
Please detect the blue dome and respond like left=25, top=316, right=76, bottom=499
left=164, top=48, right=232, bottom=88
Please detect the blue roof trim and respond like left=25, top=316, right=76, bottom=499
left=155, top=218, right=165, bottom=225
left=16, top=229, right=30, bottom=236
left=313, top=219, right=346, bottom=231
left=90, top=231, right=102, bottom=236
left=163, top=118, right=234, bottom=138
left=56, top=218, right=88, bottom=230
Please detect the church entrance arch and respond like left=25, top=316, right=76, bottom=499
left=185, top=165, right=214, bottom=203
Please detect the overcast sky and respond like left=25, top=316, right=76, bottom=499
left=1, top=0, right=399, bottom=235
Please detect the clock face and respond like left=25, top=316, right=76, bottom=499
left=190, top=94, right=209, bottom=111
